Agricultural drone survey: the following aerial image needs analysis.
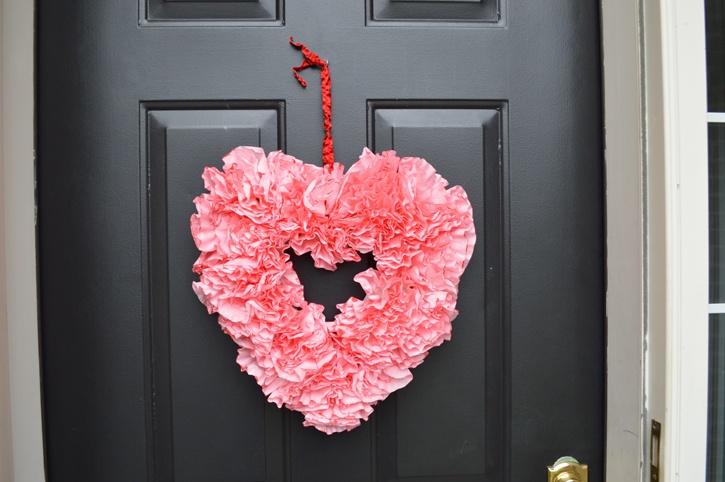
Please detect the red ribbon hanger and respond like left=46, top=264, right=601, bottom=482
left=290, top=37, right=335, bottom=171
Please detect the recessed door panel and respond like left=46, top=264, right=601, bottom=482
left=144, top=0, right=282, bottom=24
left=144, top=105, right=284, bottom=481
left=367, top=0, right=502, bottom=25
left=371, top=103, right=503, bottom=480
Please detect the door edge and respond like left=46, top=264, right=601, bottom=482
left=601, top=0, right=647, bottom=480
left=2, top=0, right=45, bottom=480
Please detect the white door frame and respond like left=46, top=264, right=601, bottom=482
left=0, top=0, right=710, bottom=480
left=602, top=0, right=709, bottom=479
left=642, top=0, right=710, bottom=480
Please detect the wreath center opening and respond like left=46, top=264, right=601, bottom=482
left=286, top=249, right=376, bottom=321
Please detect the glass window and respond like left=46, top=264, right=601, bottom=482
left=708, top=314, right=725, bottom=480
left=707, top=0, right=725, bottom=112
left=710, top=124, right=725, bottom=304
left=707, top=2, right=725, bottom=479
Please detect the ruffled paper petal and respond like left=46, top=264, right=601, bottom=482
left=191, top=147, right=475, bottom=434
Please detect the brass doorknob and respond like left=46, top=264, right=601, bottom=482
left=547, top=456, right=588, bottom=482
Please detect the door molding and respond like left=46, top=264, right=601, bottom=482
left=643, top=0, right=709, bottom=480
left=1, top=0, right=705, bottom=480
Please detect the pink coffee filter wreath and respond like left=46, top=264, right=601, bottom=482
left=190, top=39, right=476, bottom=434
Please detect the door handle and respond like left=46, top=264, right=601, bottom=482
left=547, top=456, right=588, bottom=482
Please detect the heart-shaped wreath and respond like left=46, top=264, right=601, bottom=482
left=190, top=40, right=476, bottom=434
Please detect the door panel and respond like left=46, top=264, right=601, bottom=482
left=145, top=0, right=283, bottom=24
left=38, top=1, right=604, bottom=480
left=145, top=104, right=285, bottom=481
left=371, top=102, right=502, bottom=480
left=367, top=0, right=501, bottom=24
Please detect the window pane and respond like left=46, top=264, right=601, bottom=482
left=709, top=124, right=725, bottom=302
left=708, top=314, right=725, bottom=481
left=707, top=0, right=725, bottom=111
left=706, top=3, right=725, bottom=481
left=709, top=123, right=725, bottom=480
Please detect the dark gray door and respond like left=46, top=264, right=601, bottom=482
left=37, top=2, right=604, bottom=481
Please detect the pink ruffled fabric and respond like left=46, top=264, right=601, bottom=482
left=191, top=147, right=475, bottom=434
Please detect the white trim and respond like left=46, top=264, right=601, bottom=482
left=709, top=304, right=725, bottom=314
left=2, top=0, right=44, bottom=480
left=645, top=0, right=710, bottom=480
left=601, top=0, right=646, bottom=479
left=661, top=0, right=709, bottom=478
